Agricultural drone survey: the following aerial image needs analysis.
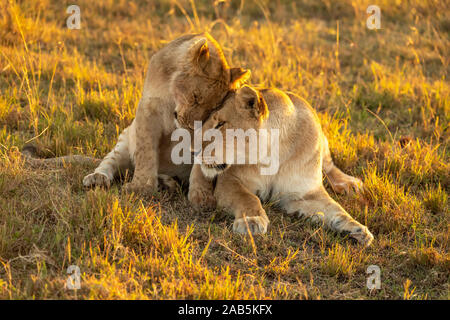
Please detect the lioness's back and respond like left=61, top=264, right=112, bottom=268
left=257, top=88, right=323, bottom=146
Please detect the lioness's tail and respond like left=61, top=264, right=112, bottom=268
left=21, top=144, right=101, bottom=168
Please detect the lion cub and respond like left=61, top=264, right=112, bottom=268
left=197, top=86, right=374, bottom=246
left=82, top=33, right=250, bottom=208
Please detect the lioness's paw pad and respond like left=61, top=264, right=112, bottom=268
left=233, top=215, right=269, bottom=235
left=350, top=226, right=374, bottom=247
left=188, top=187, right=216, bottom=211
left=83, top=172, right=111, bottom=188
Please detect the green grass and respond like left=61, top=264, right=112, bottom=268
left=0, top=0, right=448, bottom=299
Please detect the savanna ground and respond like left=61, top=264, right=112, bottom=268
left=0, top=0, right=448, bottom=299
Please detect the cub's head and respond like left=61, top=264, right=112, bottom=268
left=173, top=34, right=250, bottom=129
left=197, top=85, right=269, bottom=178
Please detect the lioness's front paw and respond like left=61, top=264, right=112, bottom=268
left=188, top=186, right=216, bottom=211
left=233, top=211, right=269, bottom=235
left=350, top=226, right=374, bottom=247
left=83, top=172, right=111, bottom=188
left=122, top=181, right=157, bottom=197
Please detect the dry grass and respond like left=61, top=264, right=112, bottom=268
left=0, top=0, right=448, bottom=299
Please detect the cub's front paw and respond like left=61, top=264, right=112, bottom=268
left=122, top=181, right=157, bottom=197
left=233, top=210, right=269, bottom=235
left=188, top=186, right=217, bottom=211
left=83, top=172, right=111, bottom=188
left=350, top=225, right=374, bottom=247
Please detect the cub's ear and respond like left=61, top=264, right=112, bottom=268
left=239, top=85, right=268, bottom=119
left=230, top=68, right=251, bottom=88
left=190, top=38, right=210, bottom=72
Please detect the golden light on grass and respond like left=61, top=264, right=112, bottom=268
left=0, top=0, right=448, bottom=299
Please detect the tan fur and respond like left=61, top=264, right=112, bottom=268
left=198, top=86, right=373, bottom=246
left=79, top=32, right=250, bottom=206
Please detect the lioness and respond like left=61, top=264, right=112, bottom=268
left=76, top=33, right=250, bottom=206
left=196, top=85, right=374, bottom=246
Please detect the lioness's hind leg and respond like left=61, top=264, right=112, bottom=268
left=283, top=186, right=373, bottom=246
left=83, top=126, right=132, bottom=188
left=325, top=166, right=363, bottom=194
left=322, top=136, right=363, bottom=194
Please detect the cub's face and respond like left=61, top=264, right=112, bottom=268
left=197, top=85, right=269, bottom=178
left=173, top=36, right=250, bottom=130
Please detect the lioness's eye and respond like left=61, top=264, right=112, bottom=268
left=215, top=121, right=226, bottom=129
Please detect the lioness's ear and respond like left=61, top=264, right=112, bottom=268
left=240, top=85, right=268, bottom=119
left=190, top=38, right=210, bottom=72
left=230, top=68, right=251, bottom=88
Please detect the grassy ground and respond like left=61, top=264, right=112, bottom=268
left=0, top=0, right=448, bottom=299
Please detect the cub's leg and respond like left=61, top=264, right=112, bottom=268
left=322, top=136, right=363, bottom=194
left=282, top=186, right=373, bottom=246
left=188, top=164, right=216, bottom=210
left=215, top=175, right=269, bottom=234
left=123, top=98, right=162, bottom=195
left=83, top=125, right=133, bottom=188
